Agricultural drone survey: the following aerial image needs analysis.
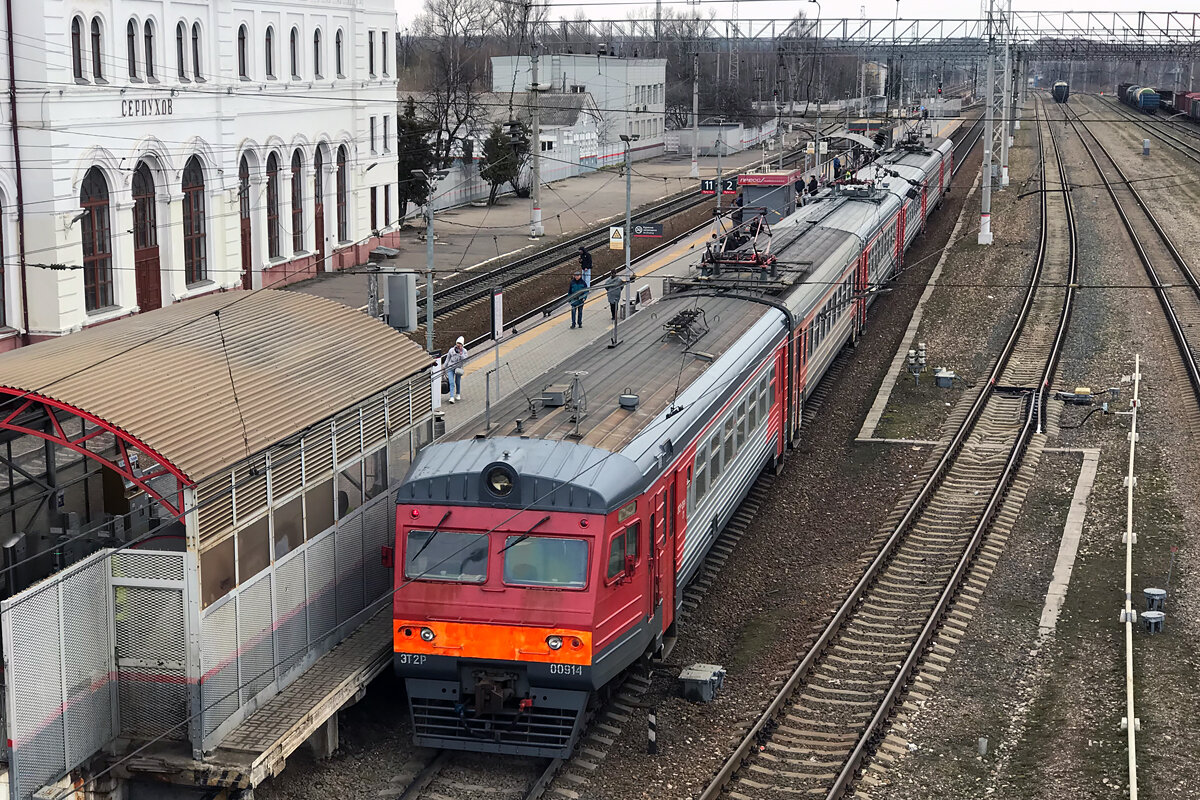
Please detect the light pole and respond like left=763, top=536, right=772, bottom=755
left=809, top=0, right=822, bottom=177
left=412, top=168, right=448, bottom=353
left=529, top=40, right=545, bottom=238
left=619, top=133, right=640, bottom=320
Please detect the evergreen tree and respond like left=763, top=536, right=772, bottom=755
left=396, top=96, right=436, bottom=221
left=478, top=122, right=529, bottom=205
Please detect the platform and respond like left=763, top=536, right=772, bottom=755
left=114, top=611, right=391, bottom=792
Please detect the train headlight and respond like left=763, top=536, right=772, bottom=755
left=546, top=635, right=563, bottom=650
left=420, top=627, right=436, bottom=642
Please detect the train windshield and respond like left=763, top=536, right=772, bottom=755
left=405, top=530, right=488, bottom=583
left=502, top=536, right=588, bottom=589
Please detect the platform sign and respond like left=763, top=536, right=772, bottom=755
left=721, top=177, right=738, bottom=195
left=700, top=179, right=717, bottom=195
left=632, top=223, right=663, bottom=238
left=819, top=140, right=829, bottom=154
left=806, top=141, right=815, bottom=154
left=609, top=225, right=625, bottom=250
left=491, top=287, right=503, bottom=340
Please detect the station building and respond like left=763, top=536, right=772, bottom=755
left=0, top=0, right=401, bottom=352
left=491, top=53, right=667, bottom=164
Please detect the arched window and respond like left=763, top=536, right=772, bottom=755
left=0, top=197, right=6, bottom=327
left=291, top=150, right=304, bottom=253
left=336, top=145, right=348, bottom=241
left=265, top=26, right=275, bottom=79
left=90, top=18, right=104, bottom=81
left=289, top=27, right=299, bottom=79
left=182, top=156, right=207, bottom=284
left=131, top=162, right=156, bottom=253
left=175, top=22, right=187, bottom=80
left=143, top=20, right=155, bottom=80
left=238, top=155, right=253, bottom=289
left=126, top=20, right=138, bottom=79
left=266, top=153, right=281, bottom=258
left=71, top=17, right=85, bottom=80
left=313, top=29, right=322, bottom=79
left=191, top=22, right=203, bottom=81
left=237, top=24, right=248, bottom=79
left=335, top=29, right=344, bottom=78
left=80, top=168, right=113, bottom=311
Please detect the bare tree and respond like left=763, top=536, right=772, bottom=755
left=413, top=0, right=497, bottom=167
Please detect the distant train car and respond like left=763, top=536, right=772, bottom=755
left=1052, top=81, right=1070, bottom=103
left=1118, top=82, right=1134, bottom=100
left=1132, top=88, right=1161, bottom=113
left=1159, top=89, right=1177, bottom=111
left=1182, top=92, right=1200, bottom=119
left=847, top=118, right=886, bottom=134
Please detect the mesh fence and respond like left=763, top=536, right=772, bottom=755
left=2, top=549, right=190, bottom=800
left=199, top=491, right=395, bottom=750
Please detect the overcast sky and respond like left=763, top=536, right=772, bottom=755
left=395, top=0, right=1188, bottom=30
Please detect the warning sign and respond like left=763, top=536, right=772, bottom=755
left=609, top=226, right=625, bottom=250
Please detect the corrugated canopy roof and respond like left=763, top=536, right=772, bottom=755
left=0, top=290, right=431, bottom=483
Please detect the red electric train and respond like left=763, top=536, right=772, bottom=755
left=393, top=131, right=955, bottom=757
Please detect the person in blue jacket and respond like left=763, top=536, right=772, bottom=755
left=568, top=271, right=588, bottom=328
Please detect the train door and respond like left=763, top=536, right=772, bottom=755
left=897, top=208, right=906, bottom=264
left=653, top=487, right=673, bottom=631
left=856, top=248, right=870, bottom=332
left=792, top=330, right=806, bottom=432
left=938, top=161, right=945, bottom=201
left=920, top=185, right=928, bottom=230
left=596, top=513, right=651, bottom=650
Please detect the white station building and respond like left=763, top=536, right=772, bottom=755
left=0, top=0, right=401, bottom=352
left=491, top=53, right=667, bottom=165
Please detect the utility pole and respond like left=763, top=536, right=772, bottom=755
left=978, top=0, right=996, bottom=245
left=715, top=122, right=725, bottom=215
left=620, top=133, right=640, bottom=317
left=999, top=4, right=1012, bottom=189
left=413, top=168, right=447, bottom=352
left=529, top=40, right=544, bottom=238
left=690, top=52, right=699, bottom=178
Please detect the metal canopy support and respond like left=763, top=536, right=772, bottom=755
left=1000, top=39, right=1012, bottom=188
left=979, top=0, right=999, bottom=245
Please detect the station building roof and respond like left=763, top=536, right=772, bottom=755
left=0, top=290, right=432, bottom=485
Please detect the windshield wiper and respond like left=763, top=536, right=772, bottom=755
left=497, top=515, right=551, bottom=554
left=412, top=510, right=453, bottom=560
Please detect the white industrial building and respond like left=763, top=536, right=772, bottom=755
left=491, top=53, right=666, bottom=164
left=0, top=0, right=400, bottom=352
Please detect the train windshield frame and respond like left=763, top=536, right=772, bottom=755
left=404, top=529, right=488, bottom=583
left=502, top=535, right=589, bottom=590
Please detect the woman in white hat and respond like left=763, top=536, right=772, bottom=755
left=445, top=336, right=467, bottom=403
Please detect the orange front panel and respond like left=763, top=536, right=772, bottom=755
left=395, top=619, right=593, bottom=666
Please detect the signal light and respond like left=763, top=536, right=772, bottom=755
left=410, top=508, right=420, bottom=519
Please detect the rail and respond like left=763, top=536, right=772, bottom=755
left=1060, top=100, right=1200, bottom=404
left=698, top=100, right=1074, bottom=800
left=1122, top=355, right=1142, bottom=800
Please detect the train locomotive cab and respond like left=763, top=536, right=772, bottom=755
left=393, top=440, right=659, bottom=757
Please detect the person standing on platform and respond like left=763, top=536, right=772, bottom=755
left=445, top=336, right=467, bottom=403
left=578, top=246, right=593, bottom=287
left=833, top=155, right=841, bottom=180
left=604, top=272, right=623, bottom=321
left=568, top=271, right=588, bottom=328
left=808, top=175, right=819, bottom=196
left=732, top=192, right=744, bottom=226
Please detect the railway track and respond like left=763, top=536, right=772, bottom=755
left=1059, top=100, right=1200, bottom=429
left=1094, top=94, right=1200, bottom=164
left=391, top=114, right=990, bottom=800
left=697, top=100, right=1075, bottom=800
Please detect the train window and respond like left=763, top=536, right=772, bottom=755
left=708, top=434, right=720, bottom=481
left=723, top=418, right=735, bottom=463
left=748, top=394, right=758, bottom=431
left=736, top=401, right=747, bottom=448
left=606, top=523, right=639, bottom=580
left=503, top=536, right=588, bottom=589
left=405, top=530, right=487, bottom=583
left=694, top=455, right=707, bottom=502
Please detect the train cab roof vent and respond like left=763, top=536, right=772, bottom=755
left=619, top=390, right=639, bottom=411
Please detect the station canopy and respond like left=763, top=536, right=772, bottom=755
left=0, top=290, right=431, bottom=513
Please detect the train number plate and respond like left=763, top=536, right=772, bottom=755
left=549, top=664, right=584, bottom=676
left=396, top=653, right=428, bottom=665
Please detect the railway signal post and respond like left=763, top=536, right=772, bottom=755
left=620, top=133, right=640, bottom=318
